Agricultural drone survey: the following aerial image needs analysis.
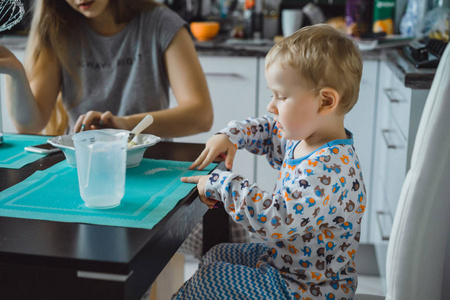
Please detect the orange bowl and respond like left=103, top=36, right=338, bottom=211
left=190, top=22, right=220, bottom=41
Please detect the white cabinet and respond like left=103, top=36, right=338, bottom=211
left=370, top=60, right=429, bottom=289
left=0, top=48, right=24, bottom=134
left=345, top=59, right=379, bottom=243
left=346, top=60, right=378, bottom=198
left=172, top=56, right=258, bottom=182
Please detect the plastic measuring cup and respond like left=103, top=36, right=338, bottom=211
left=72, top=130, right=128, bottom=209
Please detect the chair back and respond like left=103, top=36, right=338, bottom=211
left=385, top=45, right=450, bottom=300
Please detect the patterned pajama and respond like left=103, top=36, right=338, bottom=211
left=172, top=243, right=295, bottom=300
left=174, top=116, right=366, bottom=299
left=178, top=218, right=250, bottom=259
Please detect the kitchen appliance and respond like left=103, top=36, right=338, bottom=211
left=404, top=38, right=449, bottom=68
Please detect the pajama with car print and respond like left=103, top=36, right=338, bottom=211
left=172, top=116, right=366, bottom=300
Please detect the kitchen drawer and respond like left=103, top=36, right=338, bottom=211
left=371, top=179, right=394, bottom=242
left=171, top=56, right=258, bottom=142
left=371, top=149, right=403, bottom=234
left=379, top=62, right=412, bottom=140
left=372, top=79, right=391, bottom=182
left=382, top=119, right=408, bottom=214
left=372, top=91, right=408, bottom=217
left=369, top=177, right=391, bottom=289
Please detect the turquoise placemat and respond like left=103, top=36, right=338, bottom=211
left=0, top=133, right=52, bottom=169
left=0, top=159, right=217, bottom=229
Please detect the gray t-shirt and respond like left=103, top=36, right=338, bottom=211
left=62, top=7, right=186, bottom=131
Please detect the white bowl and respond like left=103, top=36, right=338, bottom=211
left=48, top=129, right=161, bottom=168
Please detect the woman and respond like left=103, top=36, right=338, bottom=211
left=0, top=0, right=213, bottom=137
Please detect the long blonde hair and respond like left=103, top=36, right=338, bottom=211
left=24, top=0, right=160, bottom=135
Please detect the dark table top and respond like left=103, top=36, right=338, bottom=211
left=0, top=141, right=216, bottom=276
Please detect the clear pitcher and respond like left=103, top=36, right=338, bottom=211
left=72, top=130, right=128, bottom=209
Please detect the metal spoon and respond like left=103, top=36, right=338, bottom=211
left=128, top=115, right=154, bottom=143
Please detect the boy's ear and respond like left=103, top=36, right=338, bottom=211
left=318, top=87, right=340, bottom=115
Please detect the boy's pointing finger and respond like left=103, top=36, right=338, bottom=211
left=181, top=176, right=201, bottom=183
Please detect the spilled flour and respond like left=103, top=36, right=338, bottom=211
left=144, top=168, right=169, bottom=175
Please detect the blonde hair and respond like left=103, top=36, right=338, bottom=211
left=265, top=24, right=363, bottom=114
left=24, top=0, right=160, bottom=135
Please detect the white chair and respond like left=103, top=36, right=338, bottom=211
left=357, top=44, right=450, bottom=300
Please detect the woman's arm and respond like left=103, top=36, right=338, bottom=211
left=0, top=46, right=61, bottom=134
left=74, top=27, right=213, bottom=138
left=154, top=26, right=213, bottom=137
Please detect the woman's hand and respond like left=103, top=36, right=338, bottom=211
left=189, top=134, right=237, bottom=170
left=74, top=110, right=128, bottom=132
left=181, top=175, right=218, bottom=209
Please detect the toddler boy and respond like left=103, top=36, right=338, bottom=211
left=175, top=24, right=366, bottom=299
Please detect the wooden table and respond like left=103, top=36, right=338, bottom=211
left=0, top=141, right=229, bottom=299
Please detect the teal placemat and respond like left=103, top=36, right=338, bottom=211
left=0, top=133, right=52, bottom=169
left=0, top=159, right=217, bottom=229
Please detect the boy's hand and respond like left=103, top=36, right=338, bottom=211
left=181, top=175, right=219, bottom=209
left=190, top=134, right=236, bottom=170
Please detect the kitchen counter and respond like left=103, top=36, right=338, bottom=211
left=194, top=36, right=436, bottom=90
left=383, top=49, right=436, bottom=89
left=0, top=34, right=436, bottom=89
left=194, top=37, right=273, bottom=57
left=194, top=36, right=380, bottom=59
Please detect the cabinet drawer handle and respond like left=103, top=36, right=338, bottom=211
left=376, top=211, right=392, bottom=241
left=384, top=88, right=400, bottom=103
left=205, top=72, right=244, bottom=79
left=381, top=129, right=397, bottom=149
